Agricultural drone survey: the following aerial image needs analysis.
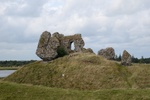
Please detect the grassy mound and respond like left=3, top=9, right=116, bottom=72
left=4, top=53, right=150, bottom=90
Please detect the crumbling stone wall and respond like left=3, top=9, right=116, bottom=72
left=98, top=47, right=115, bottom=60
left=36, top=31, right=85, bottom=61
left=60, top=34, right=85, bottom=53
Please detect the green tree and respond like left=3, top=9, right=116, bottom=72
left=140, top=56, right=144, bottom=63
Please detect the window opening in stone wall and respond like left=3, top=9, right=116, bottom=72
left=71, top=42, right=75, bottom=50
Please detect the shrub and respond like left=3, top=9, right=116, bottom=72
left=57, top=47, right=68, bottom=57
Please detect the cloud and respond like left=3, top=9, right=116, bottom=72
left=0, top=42, right=39, bottom=60
left=0, top=0, right=150, bottom=60
left=3, top=0, right=48, bottom=17
left=105, top=0, right=150, bottom=16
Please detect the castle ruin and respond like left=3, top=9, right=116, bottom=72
left=36, top=31, right=88, bottom=61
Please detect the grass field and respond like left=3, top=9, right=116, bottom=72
left=4, top=53, right=150, bottom=90
left=0, top=67, right=21, bottom=70
left=4, top=53, right=130, bottom=90
left=1, top=81, right=150, bottom=100
left=1, top=53, right=150, bottom=99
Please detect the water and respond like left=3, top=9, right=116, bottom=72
left=0, top=70, right=16, bottom=78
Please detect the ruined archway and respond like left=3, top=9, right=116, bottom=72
left=71, top=41, right=75, bottom=50
left=36, top=31, right=85, bottom=61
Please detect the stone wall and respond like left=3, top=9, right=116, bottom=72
left=98, top=47, right=115, bottom=60
left=36, top=31, right=86, bottom=61
left=121, top=50, right=132, bottom=66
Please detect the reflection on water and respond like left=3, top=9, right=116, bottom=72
left=0, top=70, right=16, bottom=78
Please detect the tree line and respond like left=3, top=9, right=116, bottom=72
left=0, top=60, right=36, bottom=67
left=0, top=55, right=150, bottom=67
left=114, top=55, right=150, bottom=64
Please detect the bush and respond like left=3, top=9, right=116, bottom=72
left=57, top=47, right=68, bottom=57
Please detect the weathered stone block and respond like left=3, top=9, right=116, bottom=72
left=121, top=50, right=132, bottom=66
left=98, top=47, right=115, bottom=60
left=36, top=31, right=85, bottom=61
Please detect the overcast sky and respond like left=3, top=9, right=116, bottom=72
left=0, top=0, right=150, bottom=60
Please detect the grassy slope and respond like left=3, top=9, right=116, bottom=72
left=4, top=53, right=129, bottom=90
left=128, top=63, right=150, bottom=88
left=0, top=67, right=21, bottom=70
left=1, top=81, right=150, bottom=100
left=4, top=53, right=150, bottom=90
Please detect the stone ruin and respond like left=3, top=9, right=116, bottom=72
left=98, top=47, right=132, bottom=66
left=98, top=47, right=115, bottom=60
left=36, top=31, right=132, bottom=66
left=36, top=31, right=93, bottom=61
left=121, top=50, right=132, bottom=66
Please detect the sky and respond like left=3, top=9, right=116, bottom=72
left=0, top=0, right=150, bottom=60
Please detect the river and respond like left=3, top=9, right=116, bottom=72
left=0, top=70, right=16, bottom=78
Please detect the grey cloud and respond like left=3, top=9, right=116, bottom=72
left=0, top=42, right=39, bottom=60
left=0, top=18, right=38, bottom=43
left=4, top=0, right=48, bottom=17
left=105, top=0, right=150, bottom=16
left=40, top=0, right=150, bottom=58
left=0, top=0, right=150, bottom=60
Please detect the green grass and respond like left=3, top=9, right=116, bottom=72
left=4, top=53, right=130, bottom=90
left=0, top=67, right=21, bottom=70
left=1, top=53, right=150, bottom=99
left=0, top=81, right=150, bottom=100
left=4, top=53, right=150, bottom=90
